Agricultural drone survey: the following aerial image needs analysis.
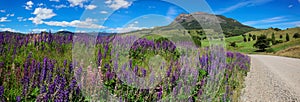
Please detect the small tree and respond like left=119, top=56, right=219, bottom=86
left=279, top=35, right=283, bottom=39
left=243, top=36, right=247, bottom=42
left=272, top=33, right=276, bottom=45
left=252, top=35, right=257, bottom=40
left=293, top=33, right=300, bottom=39
left=248, top=37, right=251, bottom=42
left=230, top=42, right=237, bottom=47
left=286, top=33, right=290, bottom=41
left=249, top=33, right=252, bottom=37
left=254, top=35, right=270, bottom=51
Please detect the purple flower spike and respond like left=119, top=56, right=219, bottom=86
left=16, top=96, right=21, bottom=102
left=0, top=86, right=4, bottom=97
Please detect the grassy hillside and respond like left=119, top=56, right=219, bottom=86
left=275, top=46, right=300, bottom=58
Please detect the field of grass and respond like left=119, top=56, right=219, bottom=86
left=127, top=27, right=300, bottom=57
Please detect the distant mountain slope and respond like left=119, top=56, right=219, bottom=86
left=169, top=12, right=257, bottom=36
left=129, top=12, right=258, bottom=37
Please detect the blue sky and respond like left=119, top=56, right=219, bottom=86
left=0, top=0, right=299, bottom=33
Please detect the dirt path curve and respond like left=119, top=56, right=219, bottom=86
left=240, top=55, right=300, bottom=102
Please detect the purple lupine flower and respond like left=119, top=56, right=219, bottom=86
left=69, top=63, right=73, bottom=74
left=157, top=90, right=162, bottom=100
left=0, top=86, right=4, bottom=97
left=40, top=84, right=46, bottom=94
left=129, top=60, right=132, bottom=69
left=16, top=96, right=21, bottom=102
left=69, top=78, right=77, bottom=90
left=75, top=67, right=82, bottom=80
left=141, top=68, right=146, bottom=77
left=226, top=52, right=234, bottom=58
left=134, top=65, right=138, bottom=75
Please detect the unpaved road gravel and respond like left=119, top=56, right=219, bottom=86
left=240, top=55, right=300, bottom=102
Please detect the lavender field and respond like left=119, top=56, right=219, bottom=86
left=0, top=32, right=250, bottom=101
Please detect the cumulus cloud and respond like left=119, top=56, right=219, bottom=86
left=109, top=26, right=147, bottom=33
left=25, top=1, right=34, bottom=10
left=85, top=5, right=97, bottom=10
left=105, top=0, right=132, bottom=10
left=31, top=29, right=47, bottom=33
left=68, top=0, right=88, bottom=7
left=0, top=17, right=10, bottom=22
left=109, top=21, right=148, bottom=33
left=100, top=11, right=108, bottom=14
left=28, top=8, right=56, bottom=24
left=0, top=28, right=18, bottom=32
left=44, top=18, right=106, bottom=29
left=0, top=10, right=5, bottom=13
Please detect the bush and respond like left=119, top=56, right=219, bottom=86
left=286, top=33, right=290, bottom=41
left=243, top=37, right=247, bottom=42
left=275, top=40, right=283, bottom=44
left=266, top=48, right=275, bottom=53
left=293, top=33, right=300, bottom=39
left=229, top=42, right=237, bottom=47
left=252, top=35, right=256, bottom=40
left=279, top=35, right=283, bottom=39
left=253, top=35, right=270, bottom=51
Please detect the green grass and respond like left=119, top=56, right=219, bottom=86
left=271, top=39, right=300, bottom=52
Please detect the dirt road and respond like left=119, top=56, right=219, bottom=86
left=240, top=55, right=300, bottom=102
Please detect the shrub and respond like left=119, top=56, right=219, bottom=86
left=293, top=33, right=300, bottom=39
left=229, top=42, right=237, bottom=47
left=253, top=35, right=270, bottom=51
left=286, top=33, right=290, bottom=41
left=266, top=48, right=275, bottom=53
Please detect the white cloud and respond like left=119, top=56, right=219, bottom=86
left=25, top=1, right=34, bottom=10
left=0, top=28, right=18, bottom=32
left=38, top=3, right=45, bottom=7
left=58, top=29, right=69, bottom=31
left=68, top=0, right=87, bottom=7
left=268, top=21, right=300, bottom=27
left=100, top=11, right=108, bottom=14
left=105, top=0, right=132, bottom=10
left=6, top=14, right=14, bottom=17
left=17, top=17, right=27, bottom=22
left=288, top=5, right=293, bottom=8
left=109, top=26, right=147, bottom=33
left=0, top=17, right=10, bottom=22
left=109, top=21, right=148, bottom=33
left=44, top=18, right=106, bottom=29
left=85, top=5, right=97, bottom=10
left=28, top=8, right=56, bottom=24
left=0, top=25, right=5, bottom=27
left=0, top=10, right=5, bottom=13
left=52, top=4, right=68, bottom=9
left=31, top=29, right=47, bottom=33
left=243, top=16, right=287, bottom=26
left=215, top=0, right=273, bottom=14
left=50, top=0, right=60, bottom=2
